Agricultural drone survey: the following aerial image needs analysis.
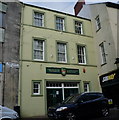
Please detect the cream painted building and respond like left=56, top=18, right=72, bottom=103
left=76, top=2, right=119, bottom=107
left=19, top=3, right=101, bottom=118
left=89, top=2, right=119, bottom=107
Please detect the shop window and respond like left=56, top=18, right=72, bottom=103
left=32, top=81, right=41, bottom=95
left=84, top=82, right=90, bottom=92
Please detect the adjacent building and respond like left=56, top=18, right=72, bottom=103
left=0, top=1, right=21, bottom=108
left=19, top=3, right=101, bottom=118
left=75, top=1, right=119, bottom=106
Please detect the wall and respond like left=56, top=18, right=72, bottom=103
left=90, top=4, right=117, bottom=75
left=0, top=2, right=21, bottom=109
left=19, top=4, right=101, bottom=117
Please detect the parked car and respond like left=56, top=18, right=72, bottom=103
left=48, top=92, right=109, bottom=120
left=0, top=105, right=19, bottom=120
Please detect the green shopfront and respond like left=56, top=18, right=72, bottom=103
left=46, top=67, right=80, bottom=108
left=100, top=69, right=119, bottom=106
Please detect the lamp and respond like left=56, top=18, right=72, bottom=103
left=114, top=58, right=119, bottom=69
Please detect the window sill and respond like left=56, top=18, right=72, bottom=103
left=101, top=62, right=107, bottom=66
left=78, top=63, right=87, bottom=65
left=31, top=94, right=43, bottom=97
left=96, top=27, right=101, bottom=32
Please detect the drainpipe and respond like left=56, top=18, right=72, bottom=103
left=18, top=2, right=25, bottom=112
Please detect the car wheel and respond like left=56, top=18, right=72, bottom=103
left=66, top=112, right=77, bottom=120
left=101, top=107, right=109, bottom=117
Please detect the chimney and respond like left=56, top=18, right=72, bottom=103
left=74, top=0, right=85, bottom=16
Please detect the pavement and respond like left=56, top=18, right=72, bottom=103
left=21, top=107, right=119, bottom=120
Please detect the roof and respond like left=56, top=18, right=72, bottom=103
left=89, top=2, right=119, bottom=9
left=23, top=3, right=91, bottom=21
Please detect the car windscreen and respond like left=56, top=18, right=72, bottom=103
left=62, top=94, right=80, bottom=104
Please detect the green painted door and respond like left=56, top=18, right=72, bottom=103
left=47, top=89, right=63, bottom=108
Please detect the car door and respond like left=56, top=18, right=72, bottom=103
left=75, top=94, right=91, bottom=117
left=83, top=94, right=102, bottom=116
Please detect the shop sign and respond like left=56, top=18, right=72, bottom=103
left=102, top=73, right=116, bottom=82
left=100, top=69, right=119, bottom=87
left=0, top=64, right=2, bottom=72
left=46, top=67, right=79, bottom=76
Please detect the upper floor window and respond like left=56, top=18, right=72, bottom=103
left=34, top=12, right=44, bottom=27
left=75, top=21, right=83, bottom=34
left=0, top=12, right=5, bottom=28
left=99, top=42, right=106, bottom=65
left=77, top=45, right=86, bottom=64
left=95, top=15, right=101, bottom=31
left=33, top=39, right=44, bottom=61
left=56, top=17, right=65, bottom=31
left=0, top=2, right=7, bottom=42
left=0, top=2, right=7, bottom=12
left=57, top=42, right=67, bottom=63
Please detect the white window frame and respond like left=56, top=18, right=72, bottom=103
left=84, top=82, right=90, bottom=92
left=46, top=82, right=80, bottom=100
left=34, top=11, right=44, bottom=27
left=95, top=15, right=101, bottom=31
left=33, top=82, right=41, bottom=95
left=33, top=39, right=44, bottom=61
left=99, top=42, right=107, bottom=65
left=75, top=21, right=83, bottom=34
left=57, top=43, right=67, bottom=63
left=56, top=17, right=65, bottom=31
left=77, top=45, right=86, bottom=64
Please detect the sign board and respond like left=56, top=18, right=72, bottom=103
left=46, top=67, right=79, bottom=76
left=0, top=64, right=2, bottom=72
left=100, top=69, right=119, bottom=87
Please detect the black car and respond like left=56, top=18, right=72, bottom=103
left=48, top=92, right=109, bottom=120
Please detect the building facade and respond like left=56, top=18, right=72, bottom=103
left=90, top=2, right=119, bottom=107
left=0, top=1, right=21, bottom=108
left=19, top=3, right=101, bottom=118
left=75, top=2, right=119, bottom=106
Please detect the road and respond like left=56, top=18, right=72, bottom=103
left=21, top=107, right=119, bottom=120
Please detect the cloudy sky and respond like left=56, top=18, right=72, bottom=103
left=19, top=0, right=119, bottom=14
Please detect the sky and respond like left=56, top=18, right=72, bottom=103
left=19, top=0, right=119, bottom=14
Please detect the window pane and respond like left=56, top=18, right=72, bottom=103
left=0, top=28, right=5, bottom=42
left=75, top=21, right=83, bottom=34
left=77, top=45, right=86, bottom=64
left=84, top=83, right=89, bottom=92
left=57, top=43, right=66, bottom=62
left=99, top=42, right=106, bottom=64
left=95, top=16, right=101, bottom=31
left=0, top=12, right=5, bottom=28
left=56, top=17, right=64, bottom=31
left=33, top=40, right=44, bottom=60
left=33, top=82, right=40, bottom=95
left=34, top=12, right=44, bottom=27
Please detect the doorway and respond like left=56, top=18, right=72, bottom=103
left=46, top=82, right=80, bottom=108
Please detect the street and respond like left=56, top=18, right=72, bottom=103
left=21, top=107, right=119, bottom=120
left=90, top=107, right=119, bottom=120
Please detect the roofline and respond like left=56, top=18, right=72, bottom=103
left=88, top=2, right=119, bottom=9
left=23, top=3, right=91, bottom=21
